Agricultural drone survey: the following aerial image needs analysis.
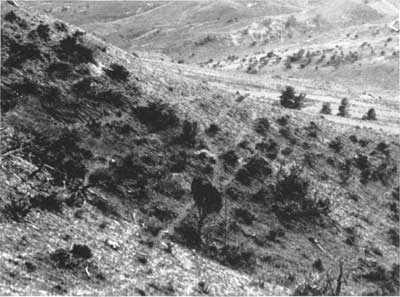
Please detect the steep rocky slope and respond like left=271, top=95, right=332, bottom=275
left=1, top=1, right=399, bottom=295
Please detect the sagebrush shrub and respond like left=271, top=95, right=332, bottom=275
left=47, top=61, right=74, bottom=79
left=2, top=195, right=31, bottom=222
left=87, top=168, right=114, bottom=186
left=104, top=63, right=130, bottom=82
left=320, top=102, right=332, bottom=115
left=136, top=102, right=179, bottom=131
left=235, top=155, right=272, bottom=185
left=4, top=41, right=42, bottom=67
left=191, top=176, right=222, bottom=236
left=220, top=243, right=256, bottom=272
left=206, top=123, right=220, bottom=136
left=253, top=117, right=270, bottom=135
left=362, top=108, right=377, bottom=120
left=36, top=24, right=51, bottom=41
left=219, top=150, right=239, bottom=167
left=180, top=120, right=198, bottom=147
left=54, top=34, right=96, bottom=64
left=337, top=98, right=350, bottom=117
left=280, top=86, right=305, bottom=109
left=273, top=164, right=330, bottom=221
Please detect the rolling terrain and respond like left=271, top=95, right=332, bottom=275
left=1, top=0, right=399, bottom=296
left=23, top=0, right=400, bottom=131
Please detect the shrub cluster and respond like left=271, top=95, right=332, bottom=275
left=253, top=117, right=270, bottom=135
left=280, top=86, right=305, bottom=109
left=104, top=63, right=130, bottom=82
left=53, top=32, right=96, bottom=64
left=136, top=102, right=179, bottom=132
left=179, top=120, right=198, bottom=147
left=272, top=164, right=330, bottom=222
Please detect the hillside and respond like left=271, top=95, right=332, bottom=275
left=1, top=1, right=400, bottom=296
left=23, top=0, right=399, bottom=94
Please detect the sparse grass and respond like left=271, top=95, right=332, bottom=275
left=294, top=261, right=344, bottom=296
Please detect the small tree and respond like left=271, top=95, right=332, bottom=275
left=362, top=108, right=377, bottom=120
left=191, top=176, right=222, bottom=242
left=320, top=102, right=332, bottom=115
left=337, top=98, right=350, bottom=117
left=280, top=86, right=305, bottom=109
left=180, top=120, right=198, bottom=147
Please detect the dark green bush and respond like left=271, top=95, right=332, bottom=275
left=219, top=150, right=239, bottom=167
left=388, top=227, right=399, bottom=247
left=54, top=34, right=96, bottom=64
left=253, top=117, right=270, bottom=135
left=220, top=243, right=256, bottom=272
left=87, top=168, right=115, bottom=189
left=273, top=164, right=330, bottom=221
left=180, top=120, right=198, bottom=147
left=205, top=123, right=220, bottom=136
left=191, top=176, right=222, bottom=236
left=337, top=98, right=350, bottom=117
left=47, top=61, right=74, bottom=79
left=29, top=127, right=88, bottom=183
left=320, top=103, right=332, bottom=115
left=280, top=86, right=305, bottom=109
left=104, top=63, right=130, bottom=82
left=235, top=155, right=272, bottom=185
left=255, top=139, right=279, bottom=160
left=2, top=195, right=31, bottom=222
left=135, top=102, right=179, bottom=131
left=362, top=108, right=377, bottom=120
left=4, top=41, right=42, bottom=67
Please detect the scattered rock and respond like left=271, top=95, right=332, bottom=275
left=104, top=239, right=120, bottom=251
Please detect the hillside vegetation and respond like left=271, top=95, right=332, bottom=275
left=1, top=1, right=399, bottom=295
